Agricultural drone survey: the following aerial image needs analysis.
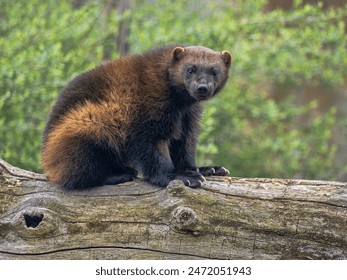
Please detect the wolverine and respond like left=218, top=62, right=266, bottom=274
left=42, top=45, right=232, bottom=189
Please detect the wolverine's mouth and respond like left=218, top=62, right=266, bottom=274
left=196, top=92, right=211, bottom=100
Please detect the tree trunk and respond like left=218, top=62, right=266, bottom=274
left=0, top=158, right=346, bottom=260
left=116, top=0, right=131, bottom=56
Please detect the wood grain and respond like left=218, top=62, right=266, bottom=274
left=0, top=158, right=346, bottom=259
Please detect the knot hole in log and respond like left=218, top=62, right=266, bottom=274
left=23, top=213, right=44, bottom=228
left=171, top=206, right=200, bottom=236
left=11, top=208, right=60, bottom=239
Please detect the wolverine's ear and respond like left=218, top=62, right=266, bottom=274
left=173, top=47, right=185, bottom=61
left=221, top=51, right=232, bottom=68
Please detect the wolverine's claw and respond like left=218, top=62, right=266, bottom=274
left=199, top=166, right=230, bottom=176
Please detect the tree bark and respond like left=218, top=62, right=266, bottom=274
left=0, top=158, right=346, bottom=260
left=116, top=0, right=131, bottom=56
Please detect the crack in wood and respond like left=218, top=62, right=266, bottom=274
left=210, top=176, right=346, bottom=187
left=0, top=190, right=59, bottom=197
left=0, top=245, right=217, bottom=259
left=202, top=187, right=347, bottom=209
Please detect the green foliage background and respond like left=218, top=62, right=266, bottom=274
left=1, top=0, right=347, bottom=180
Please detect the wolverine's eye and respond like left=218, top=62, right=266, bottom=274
left=212, top=68, right=219, bottom=77
left=186, top=66, right=196, bottom=77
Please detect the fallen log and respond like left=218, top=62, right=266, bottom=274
left=0, top=158, right=346, bottom=259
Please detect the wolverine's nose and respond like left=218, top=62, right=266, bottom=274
left=197, top=84, right=209, bottom=94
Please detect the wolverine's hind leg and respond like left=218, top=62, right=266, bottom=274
left=104, top=167, right=138, bottom=185
left=42, top=133, right=131, bottom=189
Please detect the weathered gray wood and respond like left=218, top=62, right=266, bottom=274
left=0, top=158, right=346, bottom=259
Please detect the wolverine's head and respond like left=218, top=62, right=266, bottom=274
left=169, top=46, right=232, bottom=101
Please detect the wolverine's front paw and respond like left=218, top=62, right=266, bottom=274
left=198, top=166, right=230, bottom=176
left=174, top=170, right=206, bottom=188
